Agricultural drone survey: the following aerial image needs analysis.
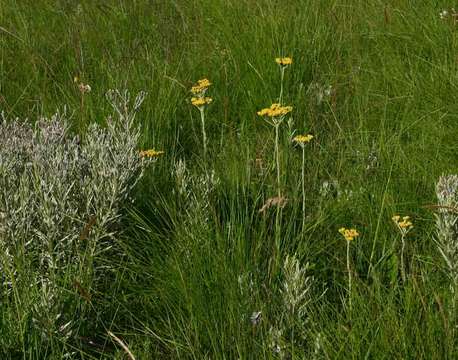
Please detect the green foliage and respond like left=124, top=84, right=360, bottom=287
left=0, top=0, right=458, bottom=358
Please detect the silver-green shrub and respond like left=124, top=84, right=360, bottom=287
left=435, top=175, right=458, bottom=300
left=0, top=90, right=150, bottom=341
left=268, top=255, right=314, bottom=357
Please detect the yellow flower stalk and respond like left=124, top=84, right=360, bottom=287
left=339, top=227, right=360, bottom=311
left=257, top=103, right=293, bottom=199
left=293, top=134, right=314, bottom=229
left=275, top=57, right=292, bottom=103
left=258, top=58, right=294, bottom=273
left=264, top=57, right=293, bottom=277
left=392, top=214, right=414, bottom=283
left=190, top=78, right=213, bottom=160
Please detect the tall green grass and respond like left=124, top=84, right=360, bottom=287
left=1, top=0, right=458, bottom=358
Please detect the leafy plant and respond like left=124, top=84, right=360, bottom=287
left=0, top=90, right=152, bottom=352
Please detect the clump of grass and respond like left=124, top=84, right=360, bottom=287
left=1, top=1, right=458, bottom=358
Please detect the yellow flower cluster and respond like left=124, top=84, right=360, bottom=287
left=191, top=78, right=212, bottom=95
left=139, top=149, right=165, bottom=158
left=257, top=103, right=293, bottom=117
left=339, top=227, right=360, bottom=242
left=293, top=134, right=314, bottom=144
left=392, top=215, right=413, bottom=230
left=275, top=57, right=293, bottom=66
left=191, top=97, right=213, bottom=107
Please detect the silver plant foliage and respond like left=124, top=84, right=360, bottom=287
left=435, top=175, right=458, bottom=290
left=0, top=90, right=151, bottom=339
left=269, top=255, right=315, bottom=356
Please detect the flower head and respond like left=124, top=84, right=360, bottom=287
left=139, top=149, right=165, bottom=158
left=191, top=78, right=212, bottom=95
left=191, top=96, right=213, bottom=108
left=74, top=75, right=91, bottom=94
left=78, top=83, right=91, bottom=94
left=392, top=214, right=413, bottom=234
left=257, top=103, right=292, bottom=118
left=339, top=227, right=360, bottom=242
left=293, top=134, right=314, bottom=144
left=275, top=57, right=293, bottom=66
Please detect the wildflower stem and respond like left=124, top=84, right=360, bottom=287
left=199, top=108, right=207, bottom=160
left=451, top=284, right=457, bottom=330
left=275, top=123, right=281, bottom=198
left=80, top=93, right=85, bottom=124
left=400, top=234, right=406, bottom=283
left=274, top=122, right=282, bottom=276
left=279, top=67, right=285, bottom=104
left=346, top=240, right=352, bottom=312
left=301, top=145, right=306, bottom=229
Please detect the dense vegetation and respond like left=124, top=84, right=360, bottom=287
left=1, top=1, right=457, bottom=358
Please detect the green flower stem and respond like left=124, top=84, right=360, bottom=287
left=275, top=122, right=281, bottom=198
left=200, top=108, right=207, bottom=160
left=279, top=66, right=285, bottom=104
left=400, top=234, right=406, bottom=283
left=274, top=122, right=282, bottom=274
left=301, top=145, right=306, bottom=229
left=347, top=240, right=352, bottom=312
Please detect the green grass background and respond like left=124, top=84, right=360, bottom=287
left=1, top=0, right=458, bottom=358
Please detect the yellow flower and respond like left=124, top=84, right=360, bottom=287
left=339, top=227, right=360, bottom=242
left=139, top=149, right=165, bottom=158
left=293, top=134, right=314, bottom=144
left=191, top=96, right=213, bottom=107
left=275, top=57, right=293, bottom=66
left=392, top=214, right=413, bottom=233
left=191, top=78, right=212, bottom=94
left=257, top=103, right=292, bottom=118
left=399, top=220, right=413, bottom=229
left=198, top=78, right=211, bottom=87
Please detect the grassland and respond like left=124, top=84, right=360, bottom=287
left=1, top=0, right=458, bottom=358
